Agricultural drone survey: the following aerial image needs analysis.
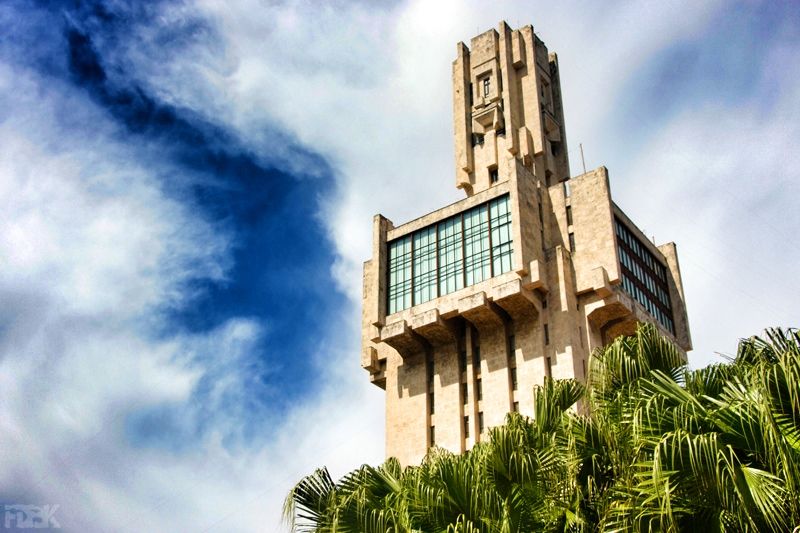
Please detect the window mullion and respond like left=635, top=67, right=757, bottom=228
left=487, top=202, right=494, bottom=278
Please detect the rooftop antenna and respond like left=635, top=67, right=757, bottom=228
left=579, top=143, right=587, bottom=174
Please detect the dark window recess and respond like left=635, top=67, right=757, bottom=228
left=483, top=77, right=490, bottom=97
left=497, top=126, right=506, bottom=136
left=542, top=297, right=548, bottom=309
left=469, top=83, right=474, bottom=106
left=464, top=416, right=470, bottom=438
left=459, top=350, right=467, bottom=371
left=511, top=367, right=518, bottom=390
left=478, top=412, right=485, bottom=433
left=462, top=383, right=468, bottom=404
left=490, top=168, right=499, bottom=183
left=513, top=401, right=519, bottom=413
left=471, top=133, right=485, bottom=147
left=508, top=334, right=515, bottom=356
left=545, top=356, right=552, bottom=377
left=566, top=205, right=573, bottom=226
left=544, top=324, right=550, bottom=345
left=430, top=426, right=435, bottom=446
left=615, top=217, right=675, bottom=333
left=473, top=345, right=481, bottom=370
left=429, top=392, right=435, bottom=415
left=476, top=378, right=483, bottom=401
left=427, top=359, right=434, bottom=385
left=569, top=232, right=576, bottom=251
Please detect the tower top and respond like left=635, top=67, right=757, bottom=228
left=452, top=21, right=570, bottom=196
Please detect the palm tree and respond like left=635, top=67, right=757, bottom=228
left=284, top=324, right=800, bottom=532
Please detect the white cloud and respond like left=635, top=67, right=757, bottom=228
left=2, top=0, right=798, bottom=530
left=0, top=58, right=383, bottom=531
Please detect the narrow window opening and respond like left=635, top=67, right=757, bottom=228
left=569, top=232, right=576, bottom=251
left=490, top=168, right=499, bottom=183
left=430, top=426, right=435, bottom=446
left=513, top=401, right=519, bottom=413
left=462, top=383, right=468, bottom=404
left=483, top=77, right=491, bottom=97
left=429, top=392, right=435, bottom=415
left=545, top=356, right=552, bottom=378
left=464, top=416, right=470, bottom=438
left=544, top=324, right=550, bottom=345
left=478, top=412, right=485, bottom=433
left=566, top=205, right=573, bottom=226
left=476, top=378, right=483, bottom=401
left=511, top=367, right=518, bottom=390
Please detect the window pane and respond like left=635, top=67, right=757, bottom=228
left=413, top=226, right=437, bottom=305
left=464, top=204, right=491, bottom=286
left=489, top=195, right=513, bottom=275
left=438, top=216, right=464, bottom=295
left=387, top=236, right=412, bottom=313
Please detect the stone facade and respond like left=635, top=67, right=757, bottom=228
left=362, top=21, right=692, bottom=466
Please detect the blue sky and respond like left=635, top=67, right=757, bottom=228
left=0, top=0, right=798, bottom=530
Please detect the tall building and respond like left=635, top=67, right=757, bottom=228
left=361, top=21, right=692, bottom=466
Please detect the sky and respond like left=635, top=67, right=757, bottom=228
left=0, top=0, right=798, bottom=530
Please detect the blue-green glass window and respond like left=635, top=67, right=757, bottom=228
left=388, top=236, right=412, bottom=314
left=413, top=226, right=437, bottom=305
left=438, top=216, right=464, bottom=296
left=463, top=204, right=491, bottom=286
left=386, top=194, right=513, bottom=314
left=489, top=195, right=513, bottom=275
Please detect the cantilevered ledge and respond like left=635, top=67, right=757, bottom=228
left=411, top=309, right=457, bottom=347
left=381, top=319, right=427, bottom=358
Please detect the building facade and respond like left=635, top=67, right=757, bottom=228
left=361, top=21, right=692, bottom=466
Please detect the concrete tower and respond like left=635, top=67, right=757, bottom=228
left=361, top=21, right=691, bottom=466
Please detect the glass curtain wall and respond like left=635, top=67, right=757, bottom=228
left=387, top=195, right=513, bottom=314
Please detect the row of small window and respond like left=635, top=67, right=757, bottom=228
left=618, top=247, right=668, bottom=306
left=388, top=195, right=513, bottom=314
left=621, top=275, right=675, bottom=334
left=614, top=219, right=667, bottom=283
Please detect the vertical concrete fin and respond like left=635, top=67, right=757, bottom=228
left=453, top=42, right=474, bottom=194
